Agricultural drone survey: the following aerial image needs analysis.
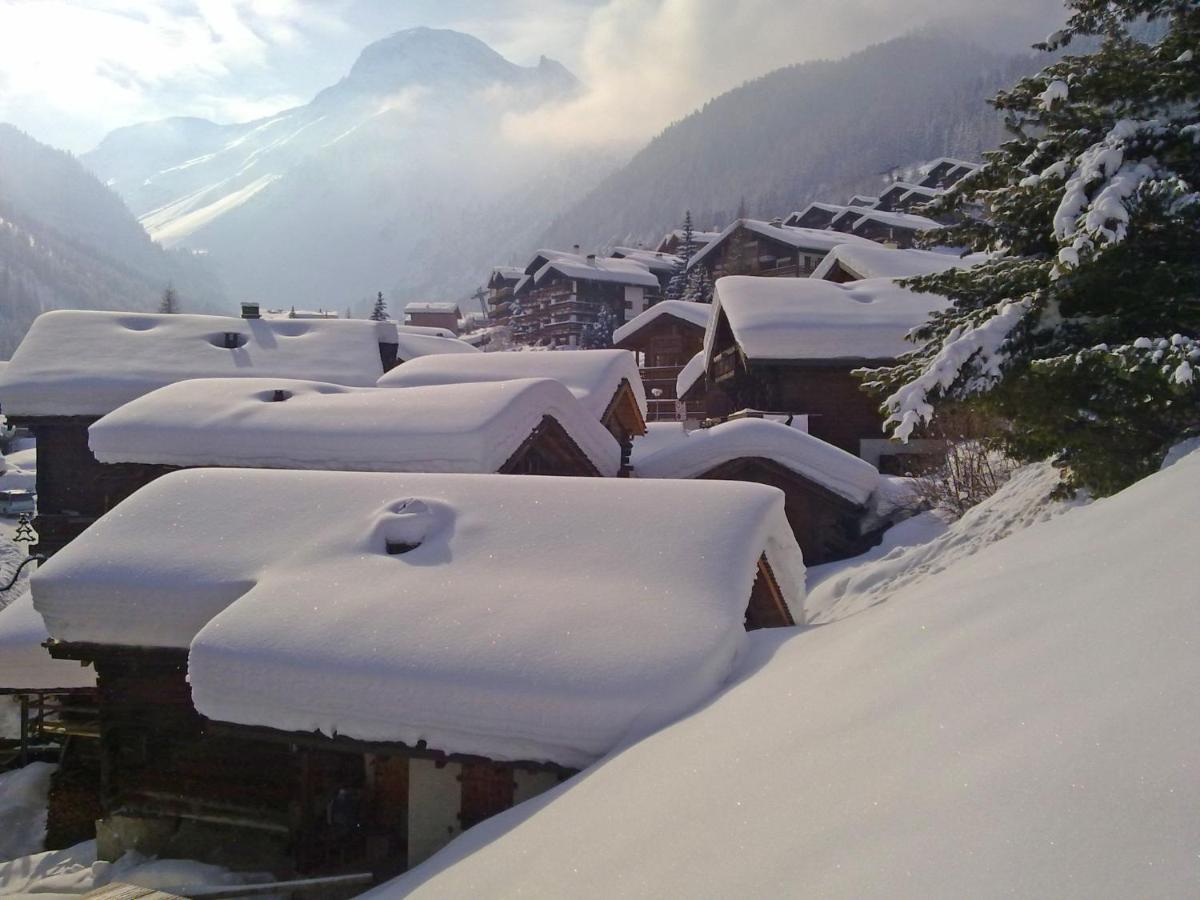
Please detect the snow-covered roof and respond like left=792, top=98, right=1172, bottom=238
left=405, top=302, right=461, bottom=314
left=879, top=181, right=941, bottom=200
left=848, top=194, right=879, bottom=207
left=612, top=300, right=712, bottom=346
left=610, top=248, right=678, bottom=273
left=676, top=350, right=707, bottom=398
left=392, top=332, right=479, bottom=362
left=33, top=468, right=805, bottom=767
left=378, top=349, right=647, bottom=421
left=706, top=275, right=949, bottom=363
left=921, top=156, right=980, bottom=175
left=88, top=378, right=621, bottom=476
left=811, top=243, right=986, bottom=282
left=533, top=256, right=660, bottom=290
left=0, top=311, right=387, bottom=418
left=634, top=418, right=880, bottom=505
left=490, top=266, right=524, bottom=280
left=831, top=208, right=943, bottom=233
left=690, top=219, right=877, bottom=269
left=0, top=592, right=95, bottom=690
left=396, top=324, right=456, bottom=338
left=783, top=203, right=853, bottom=226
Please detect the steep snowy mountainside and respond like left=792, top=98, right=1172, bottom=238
left=540, top=34, right=1041, bottom=251
left=373, top=446, right=1200, bottom=898
left=0, top=125, right=226, bottom=358
left=82, top=28, right=603, bottom=311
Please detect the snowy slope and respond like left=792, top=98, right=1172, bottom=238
left=373, top=445, right=1200, bottom=898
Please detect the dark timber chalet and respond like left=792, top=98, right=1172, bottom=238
left=509, top=249, right=661, bottom=348
left=688, top=218, right=878, bottom=281
left=88, top=377, right=622, bottom=486
left=694, top=275, right=949, bottom=462
left=34, top=470, right=803, bottom=881
left=828, top=208, right=943, bottom=249
left=0, top=309, right=402, bottom=557
left=634, top=417, right=885, bottom=565
left=485, top=266, right=524, bottom=327
left=377, top=348, right=649, bottom=471
left=403, top=302, right=462, bottom=334
left=613, top=300, right=712, bottom=422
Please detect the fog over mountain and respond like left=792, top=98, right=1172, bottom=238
left=540, top=32, right=1042, bottom=251
left=83, top=28, right=616, bottom=314
left=0, top=124, right=225, bottom=358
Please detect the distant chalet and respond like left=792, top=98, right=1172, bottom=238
left=0, top=310, right=473, bottom=555
left=404, top=301, right=462, bottom=334
left=613, top=300, right=713, bottom=421
left=688, top=219, right=879, bottom=280
left=34, top=469, right=803, bottom=875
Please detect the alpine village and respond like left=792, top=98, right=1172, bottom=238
left=0, top=2, right=1198, bottom=898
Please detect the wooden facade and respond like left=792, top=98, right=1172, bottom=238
left=690, top=223, right=827, bottom=281
left=511, top=270, right=647, bottom=349
left=614, top=312, right=707, bottom=422
left=698, top=458, right=872, bottom=565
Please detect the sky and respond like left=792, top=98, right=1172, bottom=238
left=0, top=0, right=1069, bottom=154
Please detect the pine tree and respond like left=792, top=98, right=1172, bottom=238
left=865, top=0, right=1200, bottom=495
left=665, top=211, right=696, bottom=302
left=159, top=283, right=178, bottom=313
left=370, top=291, right=388, bottom=322
left=683, top=265, right=714, bottom=304
left=584, top=302, right=619, bottom=349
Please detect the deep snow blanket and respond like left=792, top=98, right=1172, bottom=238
left=706, top=275, right=950, bottom=362
left=810, top=243, right=986, bottom=281
left=374, top=446, right=1200, bottom=898
left=88, top=377, right=620, bottom=475
left=0, top=762, right=55, bottom=862
left=0, top=310, right=389, bottom=417
left=612, top=299, right=712, bottom=345
left=634, top=418, right=879, bottom=505
left=32, top=470, right=804, bottom=768
left=377, top=348, right=647, bottom=421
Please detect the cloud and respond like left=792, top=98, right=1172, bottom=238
left=0, top=0, right=346, bottom=150
left=498, top=0, right=1068, bottom=150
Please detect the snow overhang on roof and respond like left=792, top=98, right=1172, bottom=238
left=89, top=377, right=621, bottom=476
left=704, top=275, right=949, bottom=364
left=378, top=349, right=648, bottom=421
left=0, top=310, right=387, bottom=418
left=533, top=257, right=660, bottom=290
left=810, top=244, right=986, bottom=282
left=392, top=332, right=479, bottom=361
left=612, top=300, right=713, bottom=347
left=32, top=469, right=805, bottom=767
left=634, top=418, right=880, bottom=506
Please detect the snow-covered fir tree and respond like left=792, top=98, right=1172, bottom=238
left=866, top=0, right=1200, bottom=495
left=683, top=264, right=713, bottom=303
left=159, top=284, right=178, bottom=313
left=369, top=291, right=388, bottom=322
left=584, top=302, right=619, bottom=349
left=665, top=211, right=695, bottom=301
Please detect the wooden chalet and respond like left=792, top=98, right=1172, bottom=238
left=378, top=348, right=649, bottom=470
left=609, top=247, right=679, bottom=292
left=88, top=377, right=622, bottom=488
left=783, top=203, right=853, bottom=230
left=634, top=417, right=884, bottom=565
left=917, top=157, right=980, bottom=190
left=485, top=266, right=524, bottom=326
left=828, top=208, right=943, bottom=249
left=0, top=310, right=392, bottom=557
left=874, top=181, right=942, bottom=214
left=612, top=301, right=712, bottom=422
left=33, top=470, right=803, bottom=880
left=811, top=243, right=983, bottom=285
left=695, top=276, right=949, bottom=460
left=688, top=219, right=877, bottom=281
left=404, top=302, right=461, bottom=334
left=509, top=250, right=660, bottom=349
left=655, top=227, right=723, bottom=255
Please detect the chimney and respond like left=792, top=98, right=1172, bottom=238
left=241, top=302, right=261, bottom=320
left=573, top=244, right=581, bottom=254
left=587, top=253, right=597, bottom=263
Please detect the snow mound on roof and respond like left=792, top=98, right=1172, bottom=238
left=0, top=311, right=387, bottom=417
left=373, top=444, right=1200, bottom=899
left=811, top=243, right=986, bottom=281
left=534, top=256, right=659, bottom=290
left=89, top=378, right=619, bottom=476
left=613, top=300, right=712, bottom=346
left=0, top=592, right=96, bottom=691
left=392, top=332, right=479, bottom=362
left=378, top=349, right=647, bottom=420
left=34, top=470, right=804, bottom=767
left=675, top=350, right=706, bottom=398
left=708, top=276, right=949, bottom=362
left=635, top=419, right=879, bottom=505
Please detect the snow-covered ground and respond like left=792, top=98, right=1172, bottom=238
left=366, top=445, right=1200, bottom=898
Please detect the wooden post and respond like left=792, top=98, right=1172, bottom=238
left=19, top=694, right=29, bottom=767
